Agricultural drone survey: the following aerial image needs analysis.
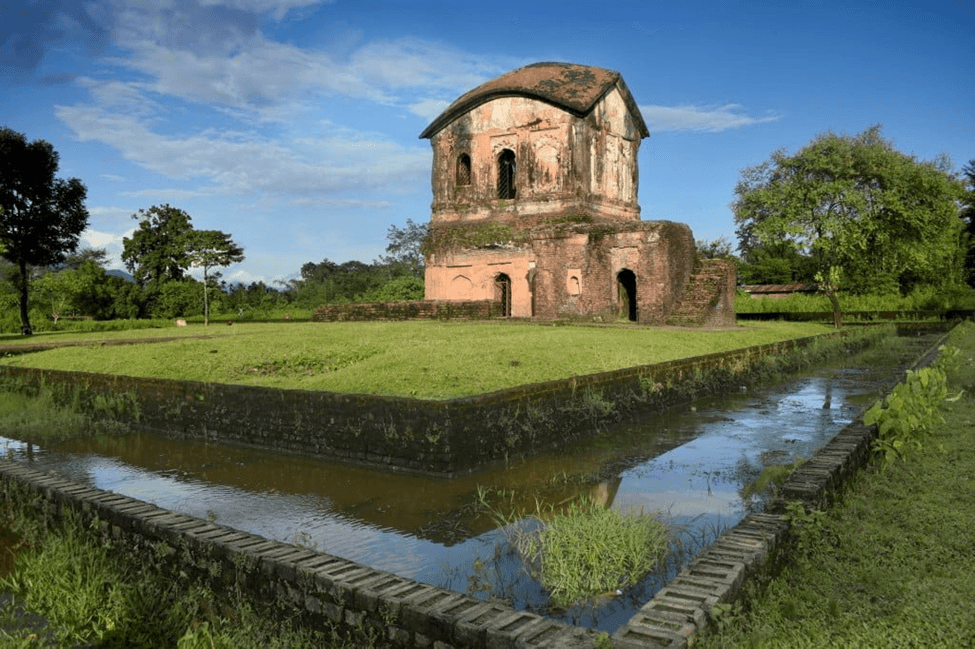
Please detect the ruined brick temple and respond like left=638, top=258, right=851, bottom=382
left=420, top=62, right=735, bottom=325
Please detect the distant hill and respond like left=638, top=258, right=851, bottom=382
left=106, top=269, right=135, bottom=282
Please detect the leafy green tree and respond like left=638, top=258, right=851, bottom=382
left=186, top=229, right=244, bottom=325
left=737, top=241, right=817, bottom=285
left=961, top=159, right=975, bottom=288
left=122, top=204, right=193, bottom=290
left=0, top=127, right=89, bottom=335
left=696, top=235, right=738, bottom=261
left=153, top=279, right=203, bottom=319
left=381, top=218, right=428, bottom=277
left=733, top=126, right=965, bottom=297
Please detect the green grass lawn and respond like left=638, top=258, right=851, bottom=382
left=0, top=321, right=835, bottom=398
left=698, top=320, right=975, bottom=648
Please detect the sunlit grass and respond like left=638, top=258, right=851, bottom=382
left=0, top=321, right=835, bottom=398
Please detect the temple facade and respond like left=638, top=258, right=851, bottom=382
left=419, top=62, right=734, bottom=325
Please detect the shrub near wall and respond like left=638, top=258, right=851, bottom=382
left=0, top=329, right=884, bottom=477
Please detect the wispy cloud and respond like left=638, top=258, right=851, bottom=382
left=641, top=103, right=781, bottom=133
left=56, top=103, right=429, bottom=198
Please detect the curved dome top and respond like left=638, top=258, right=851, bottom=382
left=419, top=62, right=649, bottom=140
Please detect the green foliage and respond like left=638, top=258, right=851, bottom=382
left=526, top=500, right=667, bottom=607
left=122, top=204, right=194, bottom=289
left=734, top=126, right=966, bottom=297
left=358, top=274, right=424, bottom=302
left=185, top=229, right=245, bottom=325
left=380, top=218, right=428, bottom=277
left=0, top=127, right=90, bottom=335
left=737, top=240, right=817, bottom=284
left=960, top=160, right=975, bottom=288
left=863, top=360, right=950, bottom=470
left=736, top=285, right=975, bottom=314
left=696, top=235, right=739, bottom=261
left=0, top=507, right=359, bottom=648
left=476, top=489, right=668, bottom=608
left=742, top=457, right=804, bottom=501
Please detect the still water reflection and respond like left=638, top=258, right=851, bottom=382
left=1, top=333, right=937, bottom=632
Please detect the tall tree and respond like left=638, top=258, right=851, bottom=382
left=186, top=229, right=244, bottom=325
left=733, top=127, right=965, bottom=301
left=961, top=159, right=975, bottom=288
left=0, top=127, right=89, bottom=335
left=381, top=218, right=428, bottom=277
left=122, top=204, right=193, bottom=289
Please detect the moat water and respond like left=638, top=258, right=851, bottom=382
left=0, top=330, right=941, bottom=632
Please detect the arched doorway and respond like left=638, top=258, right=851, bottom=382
left=617, top=269, right=637, bottom=322
left=495, top=273, right=512, bottom=317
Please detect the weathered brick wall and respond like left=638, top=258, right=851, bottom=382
left=0, top=331, right=862, bottom=477
left=311, top=299, right=501, bottom=322
left=530, top=221, right=697, bottom=323
left=0, top=464, right=597, bottom=649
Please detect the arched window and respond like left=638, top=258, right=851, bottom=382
left=497, top=149, right=516, bottom=199
left=456, top=153, right=471, bottom=186
left=495, top=273, right=512, bottom=317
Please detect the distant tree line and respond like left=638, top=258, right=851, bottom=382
left=4, top=123, right=972, bottom=333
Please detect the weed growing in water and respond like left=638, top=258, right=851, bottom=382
left=475, top=487, right=668, bottom=609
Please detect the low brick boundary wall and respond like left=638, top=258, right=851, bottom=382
left=0, top=331, right=877, bottom=477
left=0, top=463, right=597, bottom=648
left=0, top=332, right=874, bottom=477
left=311, top=299, right=502, bottom=322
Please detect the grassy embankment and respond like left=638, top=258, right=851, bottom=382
left=0, top=320, right=835, bottom=399
left=698, top=320, right=975, bottom=648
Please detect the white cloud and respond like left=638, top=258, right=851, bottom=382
left=79, top=227, right=135, bottom=269
left=56, top=103, right=430, bottom=198
left=408, top=98, right=450, bottom=121
left=641, top=103, right=781, bottom=133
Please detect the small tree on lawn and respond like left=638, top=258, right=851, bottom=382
left=186, top=230, right=244, bottom=325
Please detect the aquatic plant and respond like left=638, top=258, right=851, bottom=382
left=523, top=498, right=668, bottom=608
left=475, top=487, right=668, bottom=608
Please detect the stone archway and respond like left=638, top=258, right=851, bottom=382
left=617, top=269, right=637, bottom=322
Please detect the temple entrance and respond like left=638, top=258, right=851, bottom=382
left=617, top=269, right=637, bottom=322
left=495, top=273, right=512, bottom=317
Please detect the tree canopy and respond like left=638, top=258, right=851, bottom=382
left=0, top=127, right=89, bottom=335
left=186, top=229, right=244, bottom=325
left=381, top=218, right=428, bottom=277
left=122, top=204, right=194, bottom=289
left=733, top=126, right=966, bottom=297
left=961, top=159, right=975, bottom=288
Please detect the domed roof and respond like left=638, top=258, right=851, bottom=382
left=419, top=62, right=649, bottom=139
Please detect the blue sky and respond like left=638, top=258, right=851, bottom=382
left=2, top=0, right=973, bottom=286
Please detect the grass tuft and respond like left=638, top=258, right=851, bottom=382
left=524, top=499, right=668, bottom=608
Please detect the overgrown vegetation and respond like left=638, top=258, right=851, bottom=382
left=698, top=320, right=975, bottom=647
left=735, top=285, right=975, bottom=314
left=863, top=345, right=958, bottom=470
left=0, top=503, right=366, bottom=648
left=525, top=499, right=668, bottom=608
left=0, top=321, right=837, bottom=398
left=475, top=488, right=668, bottom=609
